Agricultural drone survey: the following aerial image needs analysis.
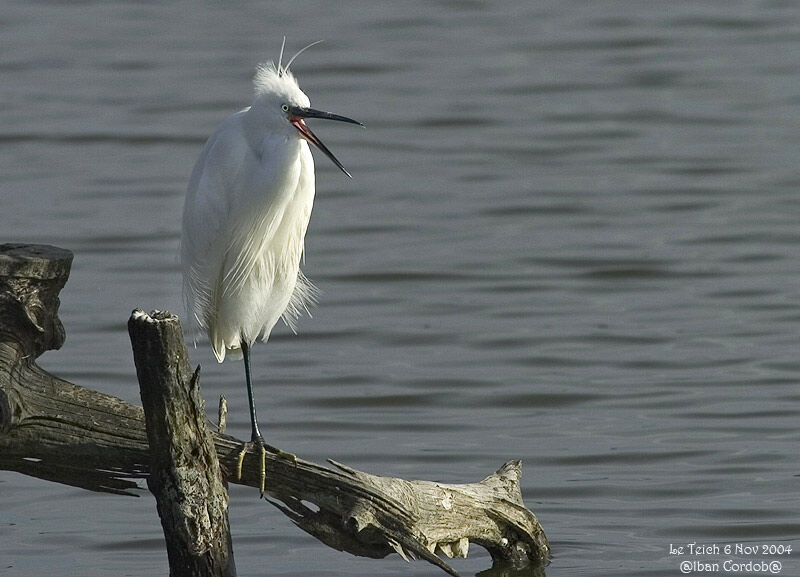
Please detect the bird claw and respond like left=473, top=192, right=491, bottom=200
left=235, top=439, right=296, bottom=497
left=236, top=440, right=267, bottom=496
left=264, top=443, right=297, bottom=466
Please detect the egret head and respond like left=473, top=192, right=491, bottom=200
left=252, top=45, right=362, bottom=177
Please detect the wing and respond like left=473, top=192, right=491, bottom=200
left=181, top=110, right=252, bottom=345
left=180, top=109, right=306, bottom=358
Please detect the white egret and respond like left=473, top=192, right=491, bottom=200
left=181, top=42, right=361, bottom=492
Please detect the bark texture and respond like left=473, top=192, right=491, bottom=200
left=0, top=244, right=550, bottom=576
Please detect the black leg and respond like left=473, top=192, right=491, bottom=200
left=241, top=341, right=263, bottom=445
left=237, top=340, right=296, bottom=496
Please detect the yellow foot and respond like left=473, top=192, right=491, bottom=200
left=264, top=443, right=297, bottom=465
left=258, top=443, right=266, bottom=496
left=235, top=441, right=267, bottom=497
left=235, top=444, right=247, bottom=480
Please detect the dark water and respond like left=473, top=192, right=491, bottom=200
left=2, top=1, right=800, bottom=576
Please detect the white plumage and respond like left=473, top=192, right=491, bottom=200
left=180, top=49, right=361, bottom=453
left=182, top=67, right=315, bottom=361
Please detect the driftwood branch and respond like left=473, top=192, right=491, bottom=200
left=131, top=309, right=236, bottom=576
left=0, top=243, right=550, bottom=576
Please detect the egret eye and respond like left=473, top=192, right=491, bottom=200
left=281, top=104, right=290, bottom=113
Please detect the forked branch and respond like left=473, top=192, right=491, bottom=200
left=0, top=244, right=550, bottom=576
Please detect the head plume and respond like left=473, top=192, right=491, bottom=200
left=253, top=38, right=322, bottom=99
left=277, top=38, right=323, bottom=77
left=253, top=61, right=300, bottom=98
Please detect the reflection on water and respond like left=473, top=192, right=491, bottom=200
left=2, top=1, right=800, bottom=576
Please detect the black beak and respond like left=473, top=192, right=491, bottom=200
left=289, top=106, right=363, bottom=178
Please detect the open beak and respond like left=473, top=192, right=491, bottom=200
left=289, top=106, right=362, bottom=178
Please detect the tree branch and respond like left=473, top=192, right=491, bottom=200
left=131, top=309, right=236, bottom=576
left=0, top=243, right=550, bottom=576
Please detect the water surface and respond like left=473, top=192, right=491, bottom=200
left=2, top=2, right=799, bottom=576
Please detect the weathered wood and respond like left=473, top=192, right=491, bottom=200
left=130, top=309, right=236, bottom=577
left=0, top=244, right=551, bottom=575
left=0, top=243, right=72, bottom=357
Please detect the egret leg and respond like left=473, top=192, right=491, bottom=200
left=235, top=341, right=296, bottom=497
left=233, top=341, right=267, bottom=495
left=242, top=341, right=263, bottom=445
